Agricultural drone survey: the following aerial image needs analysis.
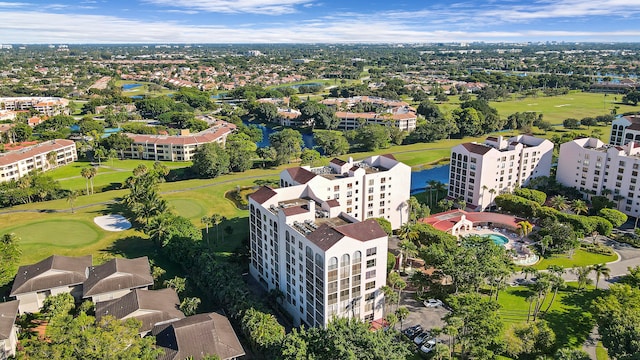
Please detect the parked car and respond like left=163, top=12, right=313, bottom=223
left=403, top=324, right=423, bottom=339
left=414, top=331, right=431, bottom=346
left=423, top=299, right=443, bottom=308
left=419, top=339, right=438, bottom=354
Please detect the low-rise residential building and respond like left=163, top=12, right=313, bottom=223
left=448, top=135, right=554, bottom=211
left=10, top=255, right=92, bottom=314
left=0, top=300, right=19, bottom=360
left=334, top=111, right=417, bottom=131
left=153, top=312, right=245, bottom=360
left=279, top=155, right=411, bottom=230
left=0, top=139, right=77, bottom=182
left=557, top=137, right=640, bottom=217
left=609, top=115, right=640, bottom=146
left=83, top=257, right=153, bottom=303
left=123, top=121, right=236, bottom=162
left=0, top=97, right=69, bottom=116
left=95, top=288, right=184, bottom=336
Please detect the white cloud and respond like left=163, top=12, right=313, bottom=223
left=0, top=2, right=30, bottom=7
left=142, top=0, right=314, bottom=15
left=0, top=10, right=639, bottom=44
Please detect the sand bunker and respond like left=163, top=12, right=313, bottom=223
left=94, top=214, right=132, bottom=232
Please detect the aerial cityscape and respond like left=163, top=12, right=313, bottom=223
left=1, top=1, right=640, bottom=360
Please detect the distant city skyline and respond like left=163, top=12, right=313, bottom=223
left=1, top=0, right=640, bottom=44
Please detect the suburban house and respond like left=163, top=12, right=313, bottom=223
left=10, top=255, right=92, bottom=314
left=0, top=300, right=19, bottom=360
left=0, top=139, right=77, bottom=182
left=83, top=257, right=153, bottom=303
left=123, top=120, right=236, bottom=162
left=152, top=312, right=245, bottom=360
left=95, top=288, right=184, bottom=336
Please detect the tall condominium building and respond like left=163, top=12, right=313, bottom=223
left=609, top=115, right=640, bottom=146
left=0, top=97, right=69, bottom=116
left=247, top=155, right=410, bottom=328
left=279, top=155, right=411, bottom=230
left=0, top=139, right=77, bottom=182
left=448, top=135, right=554, bottom=211
left=248, top=184, right=389, bottom=328
left=557, top=137, right=640, bottom=217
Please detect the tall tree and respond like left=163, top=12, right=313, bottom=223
left=0, top=233, right=22, bottom=286
left=191, top=142, right=230, bottom=178
left=67, top=190, right=78, bottom=213
left=594, top=284, right=640, bottom=359
left=591, top=263, right=611, bottom=289
left=269, top=128, right=303, bottom=165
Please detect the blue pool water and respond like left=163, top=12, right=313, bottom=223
left=485, top=233, right=509, bottom=246
left=122, top=83, right=142, bottom=90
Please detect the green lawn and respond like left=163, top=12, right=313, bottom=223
left=532, top=249, right=618, bottom=270
left=596, top=342, right=610, bottom=360
left=498, top=284, right=600, bottom=348
left=114, top=79, right=174, bottom=97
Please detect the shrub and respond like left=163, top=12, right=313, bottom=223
left=514, top=188, right=547, bottom=205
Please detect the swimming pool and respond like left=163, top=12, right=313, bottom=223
left=484, top=233, right=509, bottom=247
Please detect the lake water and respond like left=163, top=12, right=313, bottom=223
left=242, top=120, right=316, bottom=149
left=410, top=165, right=450, bottom=194
left=122, top=83, right=142, bottom=90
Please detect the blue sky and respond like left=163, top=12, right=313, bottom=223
left=1, top=0, right=639, bottom=43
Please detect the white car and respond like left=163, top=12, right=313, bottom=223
left=413, top=331, right=431, bottom=345
left=420, top=339, right=438, bottom=354
left=423, top=299, right=443, bottom=308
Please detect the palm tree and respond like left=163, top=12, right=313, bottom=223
left=591, top=263, right=611, bottom=289
left=543, top=273, right=565, bottom=315
left=572, top=199, right=588, bottom=215
left=481, top=185, right=488, bottom=206
left=179, top=297, right=201, bottom=316
left=67, top=190, right=78, bottom=213
left=202, top=216, right=212, bottom=244
left=80, top=167, right=91, bottom=195
left=380, top=285, right=397, bottom=318
left=46, top=151, right=58, bottom=170
left=164, top=276, right=186, bottom=294
left=395, top=307, right=409, bottom=331
left=93, top=147, right=105, bottom=166
left=427, top=179, right=438, bottom=206
left=88, top=167, right=97, bottom=194
left=613, top=194, right=625, bottom=210
left=210, top=214, right=223, bottom=244
left=398, top=239, right=418, bottom=273
left=488, top=188, right=496, bottom=206
left=550, top=195, right=570, bottom=211
left=434, top=181, right=447, bottom=204
left=521, top=266, right=538, bottom=280
left=572, top=266, right=593, bottom=291
left=601, top=188, right=612, bottom=200
left=516, top=220, right=533, bottom=239
left=526, top=295, right=536, bottom=322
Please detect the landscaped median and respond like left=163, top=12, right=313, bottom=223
left=532, top=248, right=618, bottom=270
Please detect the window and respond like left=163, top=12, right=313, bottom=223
left=366, top=247, right=377, bottom=256
left=368, top=179, right=374, bottom=186
left=334, top=185, right=340, bottom=191
left=366, top=270, right=376, bottom=279
left=365, top=281, right=375, bottom=290
left=366, top=259, right=376, bottom=268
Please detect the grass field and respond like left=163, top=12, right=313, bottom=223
left=498, top=284, right=600, bottom=348
left=596, top=342, right=610, bottom=360
left=114, top=79, right=174, bottom=97
left=532, top=249, right=618, bottom=270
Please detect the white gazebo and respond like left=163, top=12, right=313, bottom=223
left=450, top=214, right=473, bottom=236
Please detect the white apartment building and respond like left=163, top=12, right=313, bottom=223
left=0, top=97, right=69, bottom=116
left=609, top=115, right=640, bottom=146
left=334, top=111, right=417, bottom=131
left=0, top=139, right=77, bottom=182
left=279, top=155, right=411, bottom=230
left=123, top=121, right=236, bottom=162
left=557, top=138, right=640, bottom=217
left=449, top=135, right=554, bottom=211
left=248, top=184, right=389, bottom=328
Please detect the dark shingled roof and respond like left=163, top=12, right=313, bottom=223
left=461, top=142, right=492, bottom=155
left=335, top=219, right=388, bottom=241
left=10, top=255, right=92, bottom=296
left=95, top=289, right=184, bottom=333
left=83, top=257, right=153, bottom=298
left=248, top=186, right=277, bottom=204
left=330, top=158, right=347, bottom=165
left=306, top=219, right=387, bottom=251
left=0, top=300, right=19, bottom=341
left=380, top=154, right=397, bottom=160
left=153, top=312, right=245, bottom=360
left=627, top=123, right=640, bottom=131
left=282, top=205, right=308, bottom=216
left=286, top=167, right=317, bottom=184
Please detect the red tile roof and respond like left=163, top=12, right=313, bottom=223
left=420, top=210, right=524, bottom=232
left=286, top=167, right=317, bottom=184
left=461, top=142, right=492, bottom=155
left=248, top=186, right=278, bottom=204
left=125, top=122, right=235, bottom=147
left=0, top=139, right=75, bottom=167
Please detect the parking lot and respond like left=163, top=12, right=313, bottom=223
left=400, top=295, right=450, bottom=332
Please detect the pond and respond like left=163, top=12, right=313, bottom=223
left=242, top=120, right=316, bottom=149
left=410, top=165, right=450, bottom=194
left=122, top=83, right=143, bottom=90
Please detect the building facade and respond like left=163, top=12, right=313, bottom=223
left=279, top=155, right=411, bottom=230
left=248, top=184, right=389, bottom=328
left=0, top=97, right=69, bottom=116
left=448, top=135, right=554, bottom=211
left=0, top=139, right=77, bottom=182
left=557, top=137, right=640, bottom=217
left=609, top=115, right=640, bottom=146
left=123, top=121, right=235, bottom=162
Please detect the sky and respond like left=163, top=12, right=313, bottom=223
left=1, top=0, right=640, bottom=44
